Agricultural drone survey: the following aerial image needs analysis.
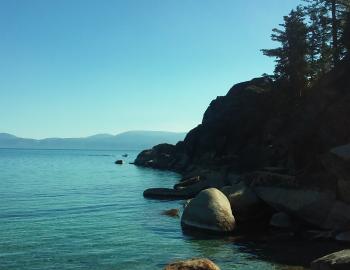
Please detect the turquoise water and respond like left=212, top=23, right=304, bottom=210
left=0, top=149, right=294, bottom=270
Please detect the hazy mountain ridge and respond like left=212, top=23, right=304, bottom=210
left=0, top=131, right=186, bottom=150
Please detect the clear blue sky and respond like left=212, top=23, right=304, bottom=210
left=0, top=0, right=301, bottom=139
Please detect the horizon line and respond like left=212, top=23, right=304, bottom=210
left=0, top=129, right=189, bottom=140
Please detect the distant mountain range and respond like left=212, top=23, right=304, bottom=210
left=0, top=131, right=187, bottom=150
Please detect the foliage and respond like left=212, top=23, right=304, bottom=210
left=262, top=7, right=309, bottom=98
left=304, top=0, right=350, bottom=67
left=262, top=0, right=350, bottom=94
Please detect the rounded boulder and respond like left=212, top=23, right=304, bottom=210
left=181, top=188, right=235, bottom=233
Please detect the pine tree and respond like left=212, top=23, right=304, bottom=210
left=306, top=3, right=333, bottom=79
left=262, top=7, right=309, bottom=98
left=304, top=0, right=350, bottom=66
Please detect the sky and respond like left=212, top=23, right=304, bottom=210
left=0, top=0, right=302, bottom=139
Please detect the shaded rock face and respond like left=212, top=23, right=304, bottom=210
left=270, top=212, right=293, bottom=229
left=311, top=250, right=350, bottom=270
left=254, top=186, right=350, bottom=230
left=135, top=60, right=350, bottom=186
left=164, top=258, right=220, bottom=270
left=189, top=77, right=275, bottom=172
left=181, top=188, right=235, bottom=233
left=322, top=144, right=350, bottom=204
left=221, top=184, right=265, bottom=222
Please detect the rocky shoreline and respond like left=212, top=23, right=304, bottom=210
left=133, top=58, right=350, bottom=269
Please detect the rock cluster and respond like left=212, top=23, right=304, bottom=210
left=136, top=59, right=350, bottom=269
left=136, top=60, right=350, bottom=233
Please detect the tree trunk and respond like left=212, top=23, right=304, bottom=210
left=331, top=0, right=340, bottom=65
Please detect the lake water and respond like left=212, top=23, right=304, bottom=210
left=0, top=149, right=302, bottom=270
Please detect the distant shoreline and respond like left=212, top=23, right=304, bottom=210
left=0, top=147, right=143, bottom=151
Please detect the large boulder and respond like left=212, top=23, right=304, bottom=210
left=164, top=258, right=220, bottom=270
left=221, top=183, right=264, bottom=222
left=181, top=188, right=235, bottom=232
left=311, top=250, right=350, bottom=270
left=254, top=186, right=350, bottom=230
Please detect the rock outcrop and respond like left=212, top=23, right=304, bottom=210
left=135, top=77, right=276, bottom=173
left=136, top=59, right=350, bottom=182
left=136, top=59, right=350, bottom=231
left=164, top=258, right=220, bottom=270
left=181, top=188, right=235, bottom=233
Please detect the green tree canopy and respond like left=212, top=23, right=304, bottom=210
left=262, top=7, right=309, bottom=98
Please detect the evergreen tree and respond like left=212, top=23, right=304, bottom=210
left=262, top=7, right=309, bottom=98
left=304, top=0, right=350, bottom=66
left=304, top=1, right=333, bottom=79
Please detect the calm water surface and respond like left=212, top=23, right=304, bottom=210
left=0, top=149, right=299, bottom=270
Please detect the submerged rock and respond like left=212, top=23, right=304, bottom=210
left=311, top=249, right=350, bottom=270
left=181, top=188, right=235, bottom=233
left=162, top=208, right=180, bottom=217
left=164, top=258, right=220, bottom=270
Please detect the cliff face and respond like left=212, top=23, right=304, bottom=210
left=135, top=59, right=350, bottom=188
